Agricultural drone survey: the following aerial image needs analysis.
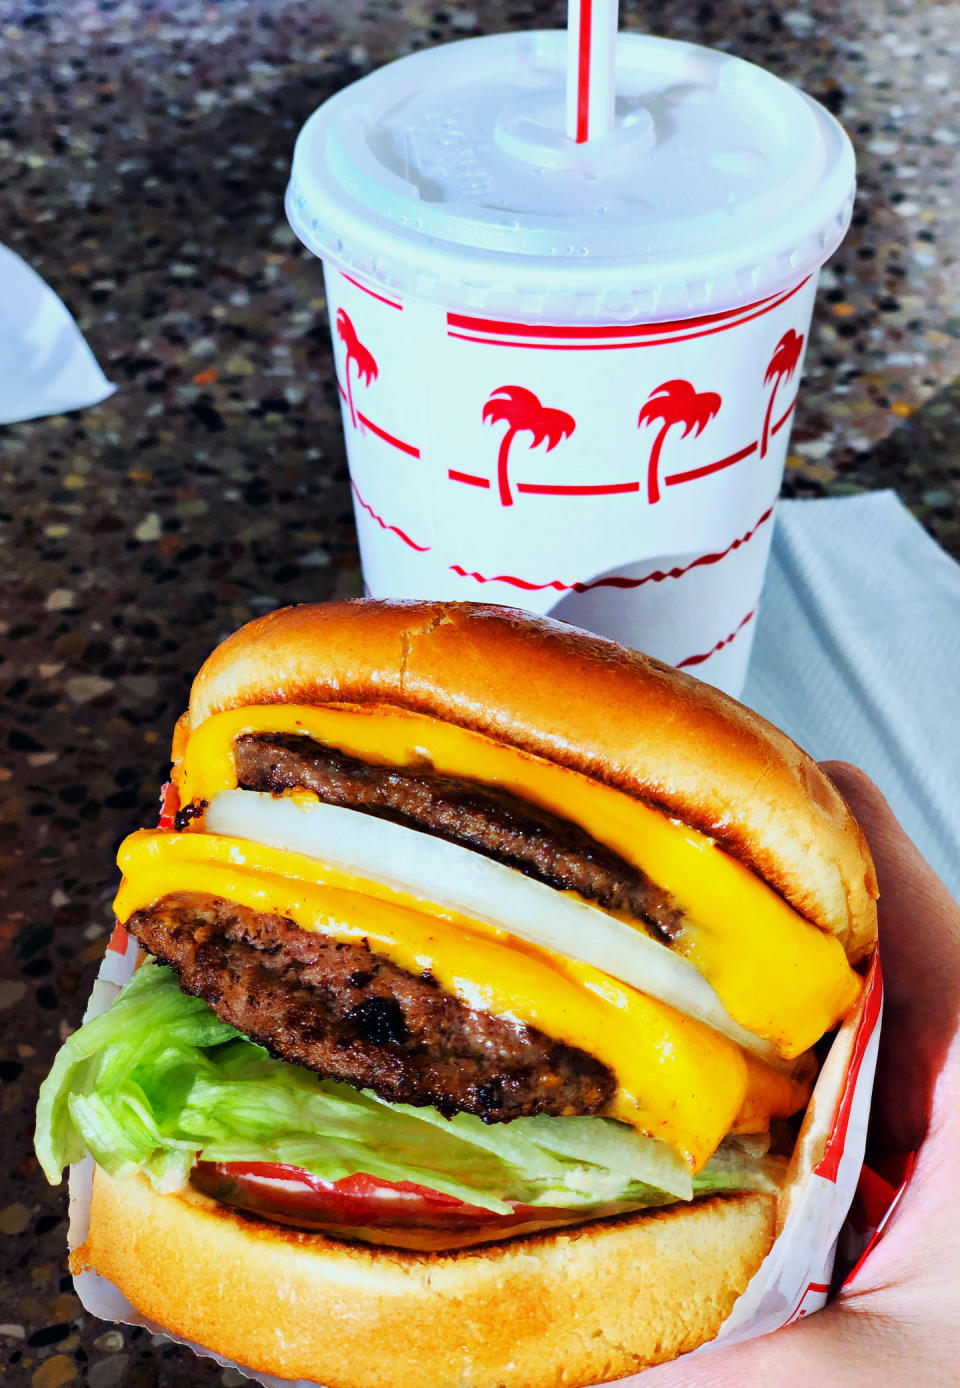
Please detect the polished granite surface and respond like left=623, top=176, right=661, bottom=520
left=1, top=0, right=958, bottom=1382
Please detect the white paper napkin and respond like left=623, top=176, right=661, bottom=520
left=0, top=242, right=115, bottom=423
left=745, top=490, right=960, bottom=901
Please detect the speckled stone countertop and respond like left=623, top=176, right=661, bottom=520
left=1, top=0, right=958, bottom=1383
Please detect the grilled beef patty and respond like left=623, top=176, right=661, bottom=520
left=229, top=732, right=683, bottom=942
left=127, top=892, right=615, bottom=1123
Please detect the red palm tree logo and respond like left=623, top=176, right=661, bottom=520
left=336, top=308, right=378, bottom=429
left=761, top=330, right=804, bottom=458
left=482, top=385, right=576, bottom=507
left=638, top=380, right=722, bottom=505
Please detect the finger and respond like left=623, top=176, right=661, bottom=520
left=820, top=761, right=960, bottom=1152
left=638, top=1300, right=934, bottom=1386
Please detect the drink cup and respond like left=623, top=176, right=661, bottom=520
left=286, top=32, right=854, bottom=695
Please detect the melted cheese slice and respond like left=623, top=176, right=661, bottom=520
left=114, top=829, right=809, bottom=1173
left=175, top=704, right=860, bottom=1058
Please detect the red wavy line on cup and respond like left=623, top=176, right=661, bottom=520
left=350, top=480, right=430, bottom=552
left=675, top=608, right=755, bottom=668
left=448, top=502, right=774, bottom=593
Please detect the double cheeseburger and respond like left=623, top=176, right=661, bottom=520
left=37, top=601, right=877, bottom=1387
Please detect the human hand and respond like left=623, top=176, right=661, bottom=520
left=640, top=762, right=960, bottom=1386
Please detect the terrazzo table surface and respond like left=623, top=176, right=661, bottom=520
left=2, top=1, right=958, bottom=1383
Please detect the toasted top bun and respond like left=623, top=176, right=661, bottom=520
left=186, top=600, right=877, bottom=962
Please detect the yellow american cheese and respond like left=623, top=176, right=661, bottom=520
left=175, top=704, right=860, bottom=1058
left=114, top=829, right=809, bottom=1172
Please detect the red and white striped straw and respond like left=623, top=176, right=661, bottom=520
left=566, top=0, right=619, bottom=143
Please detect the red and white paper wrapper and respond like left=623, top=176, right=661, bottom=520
left=68, top=910, right=887, bottom=1386
left=326, top=267, right=818, bottom=697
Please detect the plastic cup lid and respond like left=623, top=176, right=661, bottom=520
left=286, top=31, right=855, bottom=322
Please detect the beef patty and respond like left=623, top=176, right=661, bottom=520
left=127, top=892, right=615, bottom=1123
left=225, top=732, right=682, bottom=942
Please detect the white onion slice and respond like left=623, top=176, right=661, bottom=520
left=205, top=789, right=778, bottom=1063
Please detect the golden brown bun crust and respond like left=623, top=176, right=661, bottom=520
left=74, top=1173, right=775, bottom=1388
left=187, top=601, right=877, bottom=960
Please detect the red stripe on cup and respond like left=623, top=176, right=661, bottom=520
left=357, top=411, right=420, bottom=457
left=446, top=277, right=810, bottom=342
left=515, top=480, right=640, bottom=496
left=350, top=480, right=430, bottom=552
left=336, top=378, right=420, bottom=456
left=451, top=305, right=803, bottom=350
left=448, top=470, right=491, bottom=487
left=340, top=272, right=402, bottom=310
left=676, top=608, right=755, bottom=668
left=815, top=955, right=883, bottom=1183
left=771, top=393, right=798, bottom=436
left=665, top=441, right=757, bottom=488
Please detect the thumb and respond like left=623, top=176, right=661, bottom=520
left=820, top=761, right=960, bottom=1152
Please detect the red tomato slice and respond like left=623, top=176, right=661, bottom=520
left=190, top=1161, right=604, bottom=1248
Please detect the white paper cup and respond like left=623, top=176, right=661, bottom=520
left=288, top=33, right=855, bottom=696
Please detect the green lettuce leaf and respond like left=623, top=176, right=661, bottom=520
left=36, top=962, right=783, bottom=1214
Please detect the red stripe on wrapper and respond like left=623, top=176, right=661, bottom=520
left=842, top=1151, right=916, bottom=1287
left=815, top=954, right=883, bottom=1183
left=786, top=1281, right=831, bottom=1324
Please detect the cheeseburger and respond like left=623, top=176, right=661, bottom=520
left=36, top=600, right=877, bottom=1386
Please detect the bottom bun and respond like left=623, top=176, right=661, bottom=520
left=73, top=1173, right=776, bottom=1388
